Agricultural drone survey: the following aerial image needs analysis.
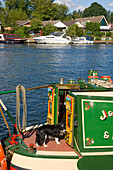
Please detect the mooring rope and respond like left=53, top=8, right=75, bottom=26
left=16, top=85, right=27, bottom=131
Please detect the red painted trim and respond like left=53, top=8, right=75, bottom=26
left=100, top=76, right=111, bottom=78
left=88, top=76, right=99, bottom=78
left=10, top=166, right=17, bottom=170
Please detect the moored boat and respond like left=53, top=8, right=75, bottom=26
left=72, top=36, right=94, bottom=44
left=1, top=70, right=113, bottom=169
left=34, top=32, right=71, bottom=44
left=0, top=33, right=26, bottom=44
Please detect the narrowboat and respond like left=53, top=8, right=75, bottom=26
left=1, top=70, right=113, bottom=170
left=0, top=34, right=26, bottom=44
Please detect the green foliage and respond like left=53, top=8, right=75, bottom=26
left=66, top=24, right=84, bottom=37
left=4, top=0, right=31, bottom=17
left=72, top=10, right=83, bottom=19
left=106, top=32, right=111, bottom=37
left=95, top=37, right=101, bottom=41
left=64, top=13, right=72, bottom=21
left=31, top=0, right=55, bottom=20
left=42, top=23, right=58, bottom=35
left=83, top=2, right=107, bottom=18
left=30, top=18, right=43, bottom=32
left=14, top=26, right=30, bottom=38
left=94, top=31, right=104, bottom=37
left=5, top=9, right=28, bottom=27
left=111, top=12, right=113, bottom=23
left=86, top=22, right=100, bottom=34
left=0, top=2, right=6, bottom=27
left=53, top=3, right=69, bottom=21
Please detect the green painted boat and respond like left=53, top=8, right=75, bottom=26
left=1, top=70, right=113, bottom=170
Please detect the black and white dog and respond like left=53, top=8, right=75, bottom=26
left=35, top=121, right=66, bottom=147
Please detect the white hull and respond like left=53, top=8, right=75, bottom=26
left=35, top=39, right=70, bottom=44
left=73, top=40, right=94, bottom=44
left=11, top=152, right=79, bottom=170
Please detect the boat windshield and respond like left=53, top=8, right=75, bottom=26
left=52, top=32, right=64, bottom=37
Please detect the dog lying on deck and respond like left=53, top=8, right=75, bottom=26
left=35, top=122, right=66, bottom=147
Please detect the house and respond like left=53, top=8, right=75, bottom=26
left=63, top=16, right=111, bottom=32
left=17, top=20, right=67, bottom=29
left=17, top=20, right=31, bottom=27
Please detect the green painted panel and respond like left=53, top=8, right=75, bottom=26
left=77, top=155, right=113, bottom=170
left=82, top=100, right=113, bottom=148
left=75, top=94, right=113, bottom=152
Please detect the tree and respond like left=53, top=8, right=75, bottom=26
left=42, top=23, right=58, bottom=35
left=72, top=10, right=83, bottom=19
left=0, top=2, right=6, bottom=27
left=31, top=0, right=55, bottom=20
left=64, top=13, right=72, bottom=21
left=111, top=12, right=113, bottom=23
left=3, top=0, right=31, bottom=17
left=31, top=0, right=69, bottom=21
left=30, top=18, right=43, bottom=32
left=53, top=3, right=69, bottom=21
left=86, top=22, right=100, bottom=34
left=5, top=9, right=28, bottom=27
left=83, top=2, right=107, bottom=18
left=14, top=26, right=30, bottom=38
left=66, top=24, right=84, bottom=37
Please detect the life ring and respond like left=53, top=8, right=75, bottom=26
left=0, top=141, right=7, bottom=170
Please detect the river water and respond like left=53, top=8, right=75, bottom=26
left=0, top=43, right=113, bottom=139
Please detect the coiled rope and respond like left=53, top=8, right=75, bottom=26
left=16, top=85, right=27, bottom=131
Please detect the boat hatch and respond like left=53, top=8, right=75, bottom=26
left=47, top=84, right=79, bottom=147
left=65, top=94, right=75, bottom=147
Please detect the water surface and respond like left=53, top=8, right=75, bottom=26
left=0, top=43, right=113, bottom=139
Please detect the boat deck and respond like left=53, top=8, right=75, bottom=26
left=21, top=129, right=81, bottom=157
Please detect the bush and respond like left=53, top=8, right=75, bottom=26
left=95, top=37, right=101, bottom=41
left=106, top=32, right=111, bottom=37
left=66, top=24, right=84, bottom=37
left=42, top=23, right=58, bottom=36
left=94, top=31, right=104, bottom=37
left=14, top=26, right=30, bottom=38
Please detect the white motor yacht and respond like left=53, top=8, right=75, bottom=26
left=34, top=32, right=71, bottom=44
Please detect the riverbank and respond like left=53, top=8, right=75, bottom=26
left=25, top=38, right=113, bottom=44
left=94, top=40, right=113, bottom=44
left=25, top=38, right=35, bottom=43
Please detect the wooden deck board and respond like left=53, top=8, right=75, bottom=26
left=21, top=130, right=75, bottom=152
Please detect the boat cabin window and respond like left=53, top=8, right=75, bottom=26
left=4, top=34, right=20, bottom=39
left=52, top=32, right=64, bottom=37
left=79, top=38, right=85, bottom=40
left=47, top=36, right=54, bottom=38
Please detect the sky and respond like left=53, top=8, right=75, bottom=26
left=54, top=0, right=113, bottom=13
left=1, top=0, right=113, bottom=13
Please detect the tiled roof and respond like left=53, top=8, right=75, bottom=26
left=42, top=20, right=60, bottom=26
left=63, top=20, right=76, bottom=27
left=63, top=16, right=108, bottom=27
left=17, top=20, right=31, bottom=26
left=75, top=16, right=106, bottom=25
